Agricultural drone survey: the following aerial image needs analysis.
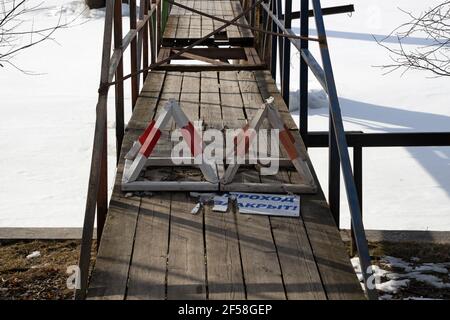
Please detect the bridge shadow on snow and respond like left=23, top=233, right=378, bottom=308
left=291, top=27, right=449, bottom=47
left=290, top=90, right=450, bottom=198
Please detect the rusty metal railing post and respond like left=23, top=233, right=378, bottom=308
left=130, top=0, right=139, bottom=108
left=76, top=0, right=115, bottom=300
left=143, top=0, right=149, bottom=80
left=114, top=0, right=124, bottom=164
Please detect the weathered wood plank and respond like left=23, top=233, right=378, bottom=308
left=86, top=194, right=139, bottom=300
left=235, top=211, right=286, bottom=299
left=260, top=169, right=326, bottom=299
left=180, top=72, right=200, bottom=121
left=167, top=192, right=207, bottom=299
left=237, top=71, right=265, bottom=120
left=200, top=71, right=222, bottom=129
left=219, top=71, right=246, bottom=128
left=126, top=193, right=171, bottom=299
left=205, top=207, right=246, bottom=299
left=128, top=70, right=166, bottom=129
left=175, top=15, right=190, bottom=39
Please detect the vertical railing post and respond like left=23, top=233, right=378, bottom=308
left=149, top=2, right=156, bottom=64
left=114, top=0, right=124, bottom=164
left=76, top=0, right=115, bottom=300
left=97, top=129, right=108, bottom=243
left=351, top=146, right=363, bottom=256
left=161, top=0, right=169, bottom=33
left=156, top=0, right=162, bottom=55
left=250, top=0, right=256, bottom=27
left=130, top=0, right=139, bottom=108
left=136, top=0, right=146, bottom=90
left=276, top=0, right=283, bottom=77
left=281, top=0, right=292, bottom=106
left=299, top=0, right=309, bottom=145
left=270, top=0, right=277, bottom=79
left=143, top=0, right=149, bottom=80
left=329, top=123, right=341, bottom=227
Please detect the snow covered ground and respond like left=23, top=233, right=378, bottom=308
left=0, top=0, right=449, bottom=229
left=351, top=255, right=450, bottom=299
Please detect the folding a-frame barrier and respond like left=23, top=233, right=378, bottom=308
left=122, top=98, right=317, bottom=193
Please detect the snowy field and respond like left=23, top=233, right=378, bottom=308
left=0, top=0, right=449, bottom=229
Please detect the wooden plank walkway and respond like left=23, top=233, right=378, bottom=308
left=87, top=70, right=364, bottom=300
left=87, top=0, right=364, bottom=300
left=163, top=0, right=254, bottom=46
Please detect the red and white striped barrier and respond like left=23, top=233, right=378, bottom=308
left=222, top=97, right=314, bottom=187
left=123, top=99, right=218, bottom=184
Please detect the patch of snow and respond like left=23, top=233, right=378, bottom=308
left=376, top=279, right=410, bottom=293
left=352, top=254, right=450, bottom=296
left=351, top=257, right=364, bottom=282
left=406, top=272, right=450, bottom=289
left=403, top=296, right=442, bottom=300
left=381, top=256, right=413, bottom=272
left=413, top=263, right=448, bottom=274
left=26, top=251, right=41, bottom=259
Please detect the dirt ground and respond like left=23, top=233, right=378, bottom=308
left=0, top=240, right=96, bottom=300
left=0, top=239, right=449, bottom=300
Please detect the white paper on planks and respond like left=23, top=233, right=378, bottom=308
left=213, top=192, right=300, bottom=217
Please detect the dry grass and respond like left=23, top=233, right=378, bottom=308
left=0, top=240, right=96, bottom=300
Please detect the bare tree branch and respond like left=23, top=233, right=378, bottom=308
left=376, top=1, right=450, bottom=77
left=0, top=0, right=86, bottom=72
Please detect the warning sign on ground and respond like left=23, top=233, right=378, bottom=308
left=214, top=192, right=300, bottom=217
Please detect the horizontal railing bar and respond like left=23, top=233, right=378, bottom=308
left=307, top=132, right=450, bottom=148
left=169, top=47, right=247, bottom=60
left=280, top=4, right=355, bottom=20
left=154, top=64, right=267, bottom=72
left=108, top=13, right=153, bottom=82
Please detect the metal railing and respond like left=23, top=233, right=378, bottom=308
left=76, top=0, right=161, bottom=300
left=259, top=0, right=377, bottom=299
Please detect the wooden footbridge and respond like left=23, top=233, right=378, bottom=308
left=76, top=0, right=377, bottom=300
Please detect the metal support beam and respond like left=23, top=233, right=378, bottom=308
left=270, top=0, right=277, bottom=78
left=306, top=132, right=450, bottom=148
left=281, top=0, right=292, bottom=106
left=311, top=0, right=377, bottom=299
left=299, top=0, right=309, bottom=145
left=351, top=146, right=363, bottom=257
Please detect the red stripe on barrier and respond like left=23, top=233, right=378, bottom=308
left=138, top=120, right=156, bottom=144
left=235, top=127, right=256, bottom=157
left=233, top=124, right=249, bottom=148
left=140, top=127, right=161, bottom=157
left=284, top=124, right=296, bottom=144
left=182, top=122, right=202, bottom=157
left=279, top=130, right=299, bottom=160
